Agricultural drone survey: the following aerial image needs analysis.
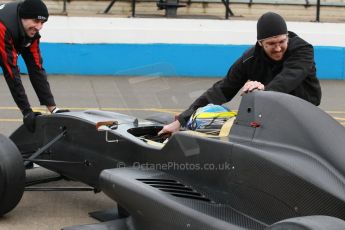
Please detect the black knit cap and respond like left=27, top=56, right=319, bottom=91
left=19, top=0, right=49, bottom=22
left=257, top=12, right=287, bottom=40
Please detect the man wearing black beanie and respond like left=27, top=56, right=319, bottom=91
left=159, top=12, right=322, bottom=135
left=0, top=0, right=67, bottom=132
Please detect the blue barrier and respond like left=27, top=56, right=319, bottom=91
left=17, top=43, right=344, bottom=79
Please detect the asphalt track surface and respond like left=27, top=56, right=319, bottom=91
left=0, top=75, right=344, bottom=230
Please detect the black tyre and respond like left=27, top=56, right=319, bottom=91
left=267, top=215, right=345, bottom=230
left=0, top=134, right=25, bottom=216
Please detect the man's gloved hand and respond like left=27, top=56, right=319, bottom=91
left=23, top=109, right=42, bottom=133
left=51, top=107, right=70, bottom=114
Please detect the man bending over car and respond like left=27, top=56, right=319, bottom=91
left=0, top=0, right=68, bottom=132
left=159, top=12, right=322, bottom=136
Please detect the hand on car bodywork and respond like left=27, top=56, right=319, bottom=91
left=241, top=81, right=265, bottom=95
left=158, top=120, right=181, bottom=136
left=23, top=109, right=42, bottom=133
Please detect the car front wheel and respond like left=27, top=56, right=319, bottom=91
left=0, top=134, right=25, bottom=216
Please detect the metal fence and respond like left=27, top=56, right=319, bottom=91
left=58, top=0, right=345, bottom=21
left=218, top=0, right=345, bottom=21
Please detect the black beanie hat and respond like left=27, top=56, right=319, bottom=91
left=19, top=0, right=49, bottom=21
left=257, top=12, right=287, bottom=40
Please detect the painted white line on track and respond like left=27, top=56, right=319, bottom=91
left=334, top=117, right=345, bottom=121
left=0, top=119, right=21, bottom=122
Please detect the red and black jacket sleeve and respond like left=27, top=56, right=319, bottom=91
left=21, top=38, right=56, bottom=110
left=0, top=21, right=32, bottom=113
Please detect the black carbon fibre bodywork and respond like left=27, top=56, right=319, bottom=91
left=9, top=91, right=345, bottom=229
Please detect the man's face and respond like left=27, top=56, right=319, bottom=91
left=21, top=18, right=45, bottom=38
left=259, top=34, right=289, bottom=61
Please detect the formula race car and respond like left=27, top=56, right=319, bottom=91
left=1, top=91, right=345, bottom=230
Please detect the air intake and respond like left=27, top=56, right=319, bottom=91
left=137, top=178, right=212, bottom=202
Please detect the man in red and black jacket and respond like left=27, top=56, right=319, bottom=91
left=0, top=0, right=67, bottom=132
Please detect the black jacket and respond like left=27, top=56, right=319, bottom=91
left=178, top=32, right=322, bottom=126
left=0, top=2, right=55, bottom=114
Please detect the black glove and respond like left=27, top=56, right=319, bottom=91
left=23, top=109, right=42, bottom=133
left=52, top=107, right=70, bottom=114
